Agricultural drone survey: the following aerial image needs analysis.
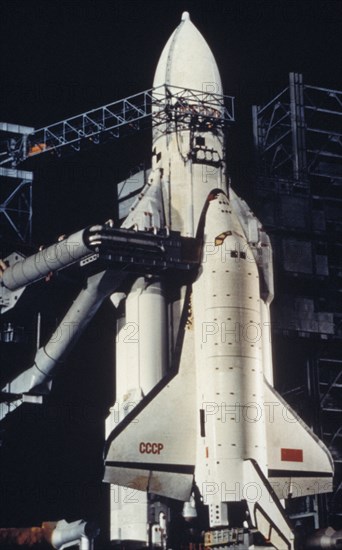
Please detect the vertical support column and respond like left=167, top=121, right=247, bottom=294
left=252, top=104, right=261, bottom=153
left=252, top=104, right=262, bottom=179
left=0, top=123, right=34, bottom=243
left=306, top=350, right=329, bottom=527
left=0, top=167, right=33, bottom=243
left=289, top=73, right=308, bottom=183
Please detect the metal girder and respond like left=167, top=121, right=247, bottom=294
left=1, top=85, right=235, bottom=167
left=0, top=85, right=234, bottom=245
left=0, top=167, right=32, bottom=242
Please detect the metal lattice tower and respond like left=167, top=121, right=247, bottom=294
left=252, top=72, right=342, bottom=189
left=252, top=73, right=342, bottom=529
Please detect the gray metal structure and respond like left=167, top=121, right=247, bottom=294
left=1, top=85, right=234, bottom=167
left=252, top=73, right=342, bottom=530
left=0, top=519, right=99, bottom=550
left=0, top=224, right=199, bottom=422
left=0, top=86, right=234, bottom=243
left=252, top=72, right=342, bottom=186
left=0, top=123, right=34, bottom=242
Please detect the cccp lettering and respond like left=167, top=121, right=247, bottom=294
left=139, top=442, right=164, bottom=454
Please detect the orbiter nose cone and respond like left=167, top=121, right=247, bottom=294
left=153, top=12, right=222, bottom=96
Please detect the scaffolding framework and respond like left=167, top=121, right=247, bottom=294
left=253, top=73, right=342, bottom=528
left=252, top=73, right=342, bottom=187
left=0, top=123, right=34, bottom=242
left=0, top=167, right=33, bottom=243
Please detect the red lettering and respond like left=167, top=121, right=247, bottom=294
left=139, top=442, right=164, bottom=454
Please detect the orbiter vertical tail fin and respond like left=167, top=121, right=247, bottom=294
left=244, top=460, right=294, bottom=550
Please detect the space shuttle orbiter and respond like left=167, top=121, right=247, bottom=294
left=103, top=12, right=333, bottom=549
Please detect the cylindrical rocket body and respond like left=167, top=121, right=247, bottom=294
left=150, top=9, right=228, bottom=388
left=108, top=484, right=150, bottom=547
left=7, top=270, right=122, bottom=395
left=152, top=129, right=226, bottom=237
left=112, top=278, right=167, bottom=408
left=152, top=12, right=227, bottom=237
left=106, top=277, right=167, bottom=543
left=2, top=229, right=91, bottom=291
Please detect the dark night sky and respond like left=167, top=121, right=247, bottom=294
left=0, top=0, right=341, bottom=543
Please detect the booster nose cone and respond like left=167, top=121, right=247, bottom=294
left=153, top=12, right=223, bottom=97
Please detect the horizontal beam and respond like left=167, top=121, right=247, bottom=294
left=1, top=85, right=235, bottom=167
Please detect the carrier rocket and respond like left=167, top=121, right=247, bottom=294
left=104, top=13, right=333, bottom=548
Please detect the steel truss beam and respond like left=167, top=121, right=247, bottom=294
left=1, top=85, right=235, bottom=167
